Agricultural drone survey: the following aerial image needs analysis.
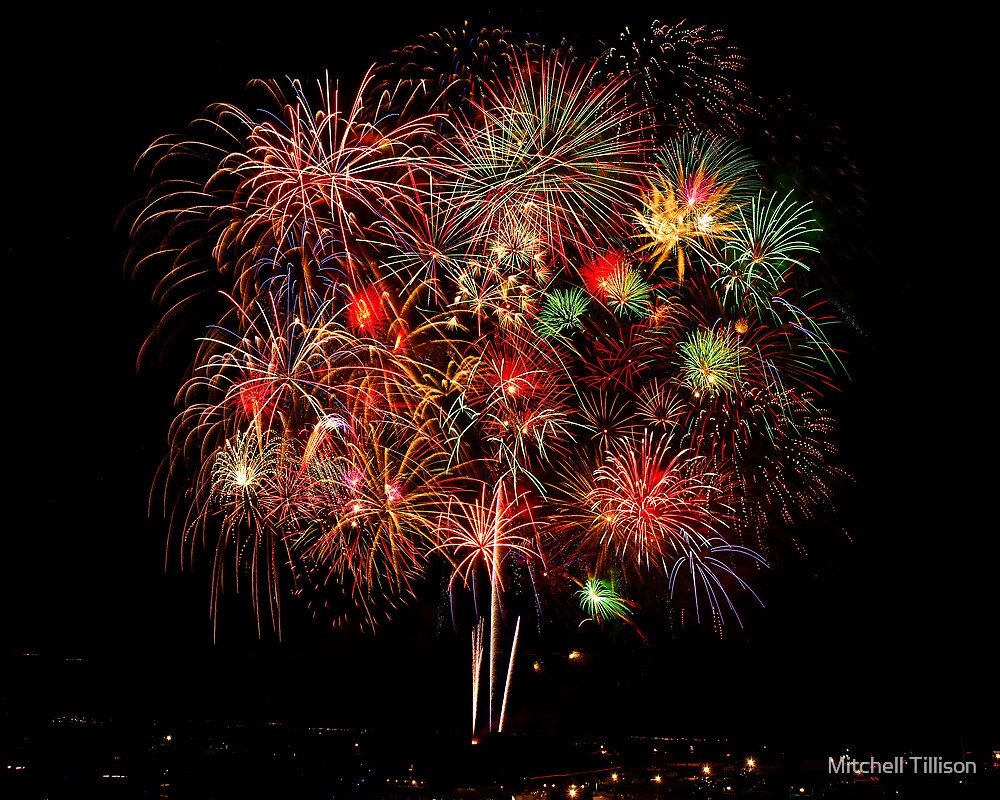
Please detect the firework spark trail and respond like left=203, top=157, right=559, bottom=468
left=471, top=616, right=484, bottom=740
left=498, top=616, right=520, bottom=733
left=489, top=483, right=502, bottom=732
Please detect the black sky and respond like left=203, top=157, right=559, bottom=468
left=4, top=4, right=993, bottom=754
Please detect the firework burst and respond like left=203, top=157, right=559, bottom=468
left=124, top=17, right=858, bottom=724
left=596, top=18, right=757, bottom=138
left=438, top=47, right=647, bottom=267
left=576, top=575, right=635, bottom=624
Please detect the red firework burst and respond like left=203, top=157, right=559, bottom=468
left=345, top=284, right=388, bottom=335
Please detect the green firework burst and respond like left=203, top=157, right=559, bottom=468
left=604, top=268, right=651, bottom=318
left=537, top=287, right=590, bottom=337
left=678, top=327, right=747, bottom=397
left=711, top=191, right=821, bottom=316
left=577, top=576, right=633, bottom=622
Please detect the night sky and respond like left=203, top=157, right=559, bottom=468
left=5, top=4, right=993, bottom=755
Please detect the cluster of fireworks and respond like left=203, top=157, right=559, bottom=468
left=125, top=19, right=857, bottom=736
